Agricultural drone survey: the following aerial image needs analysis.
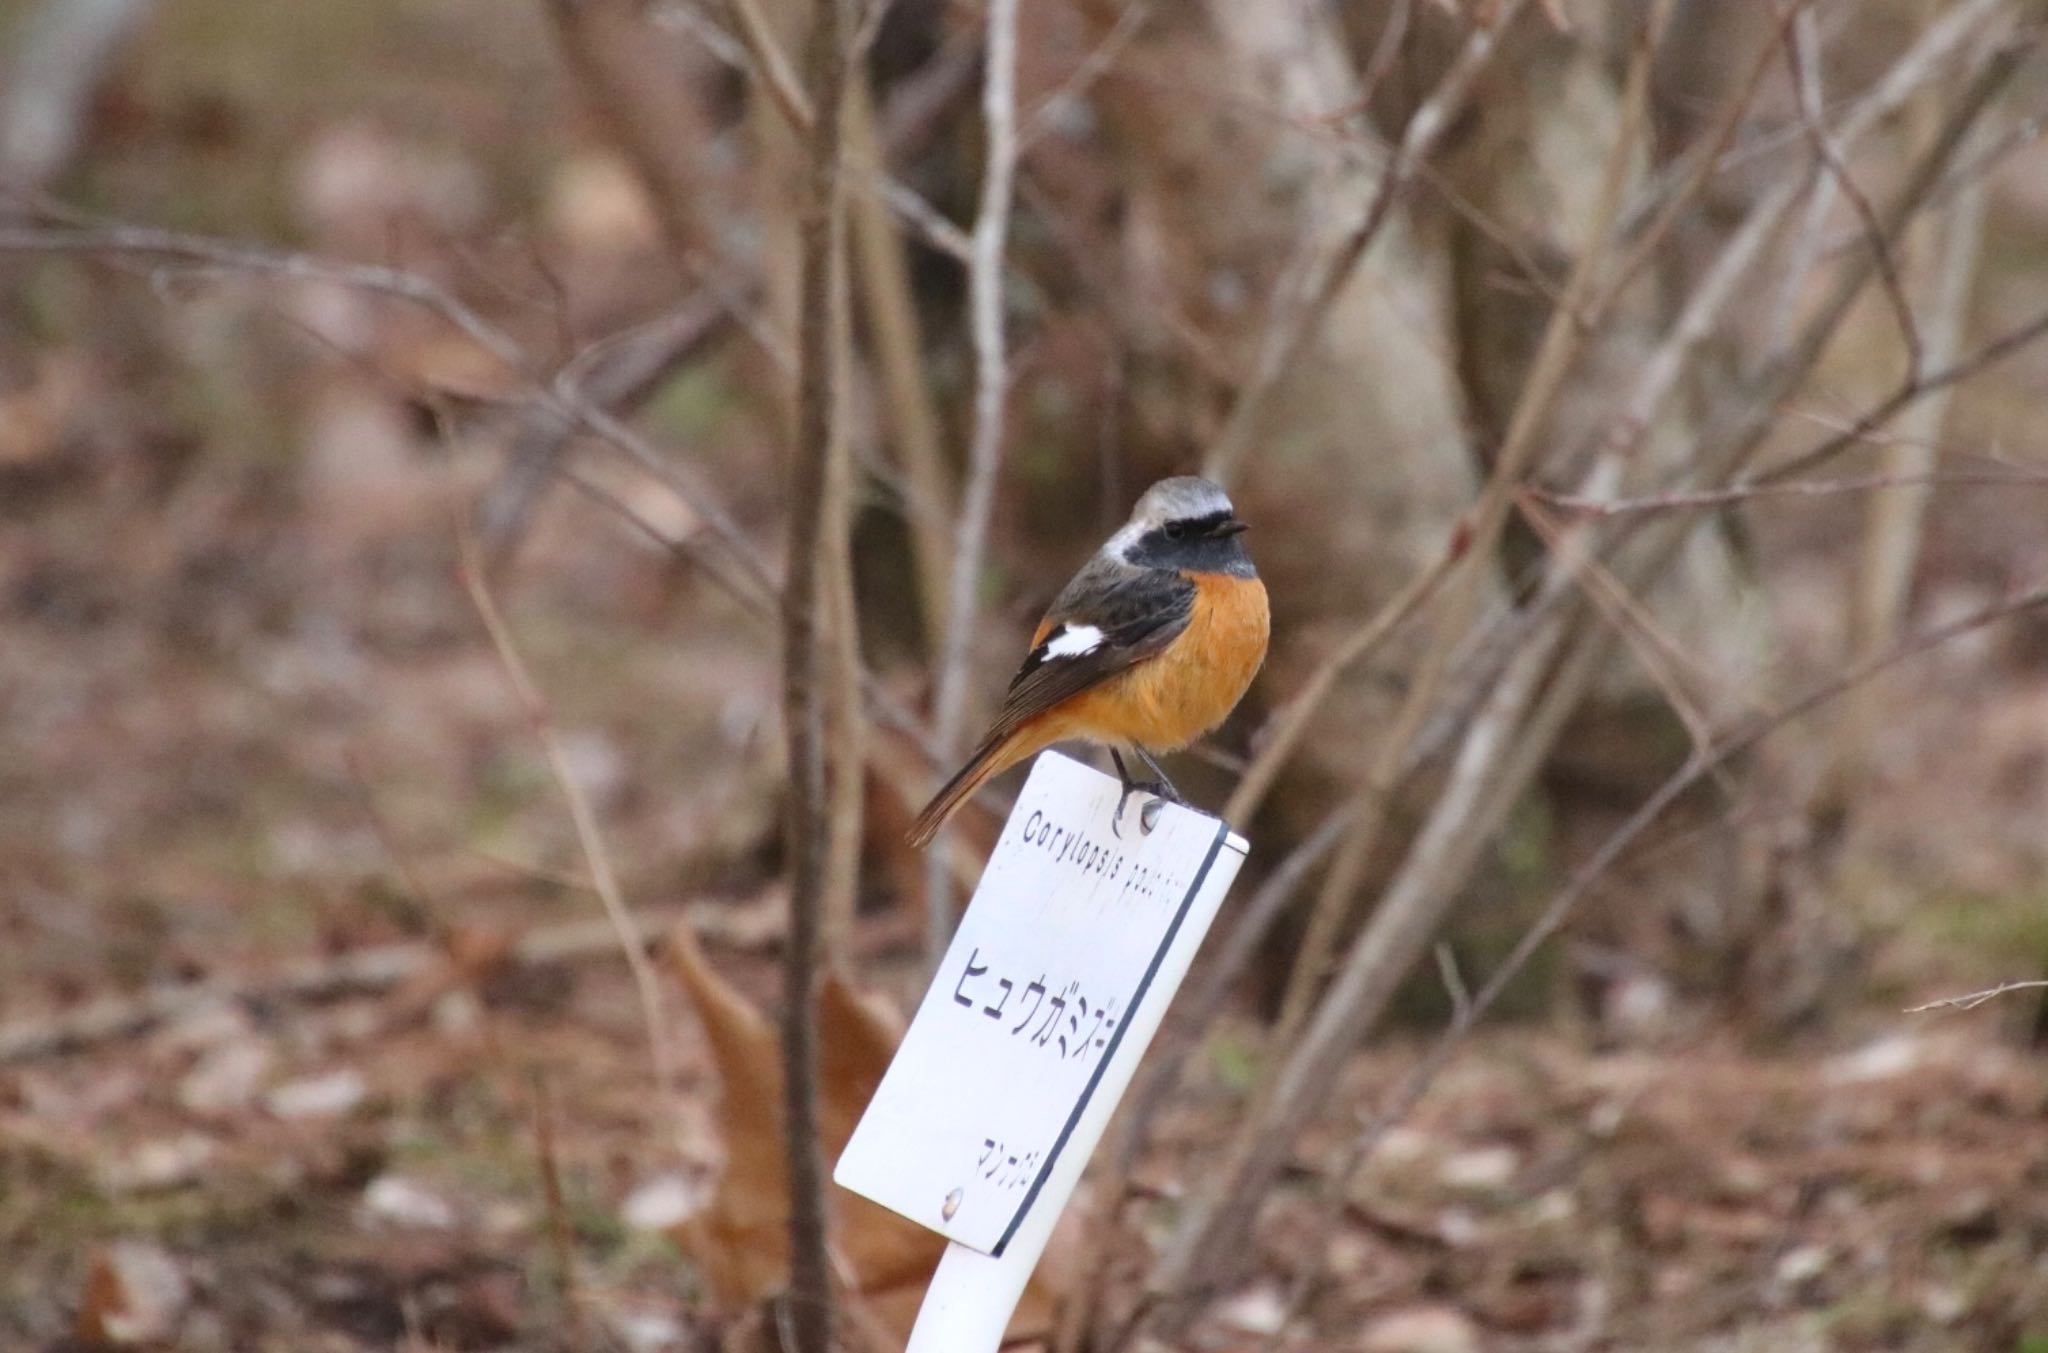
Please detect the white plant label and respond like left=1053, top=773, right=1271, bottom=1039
left=835, top=752, right=1247, bottom=1255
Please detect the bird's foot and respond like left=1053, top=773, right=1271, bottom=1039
left=1112, top=777, right=1178, bottom=838
left=1110, top=748, right=1184, bottom=837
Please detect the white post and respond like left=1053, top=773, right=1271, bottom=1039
left=837, top=753, right=1248, bottom=1352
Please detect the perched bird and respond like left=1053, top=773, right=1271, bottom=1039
left=907, top=476, right=1269, bottom=847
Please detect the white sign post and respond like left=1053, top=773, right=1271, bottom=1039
left=836, top=751, right=1248, bottom=1351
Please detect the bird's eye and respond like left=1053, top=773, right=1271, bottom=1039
left=1164, top=522, right=1186, bottom=541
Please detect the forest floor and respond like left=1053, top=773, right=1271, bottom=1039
left=3, top=438, right=2045, bottom=1352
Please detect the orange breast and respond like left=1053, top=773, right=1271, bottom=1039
left=1059, top=571, right=1269, bottom=750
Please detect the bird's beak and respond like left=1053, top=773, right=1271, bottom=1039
left=1216, top=518, right=1249, bottom=538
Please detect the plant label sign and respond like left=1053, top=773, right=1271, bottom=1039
left=836, top=752, right=1248, bottom=1256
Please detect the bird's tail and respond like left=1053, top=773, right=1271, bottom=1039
left=905, top=730, right=1040, bottom=848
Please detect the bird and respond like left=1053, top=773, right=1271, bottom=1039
left=907, top=476, right=1269, bottom=847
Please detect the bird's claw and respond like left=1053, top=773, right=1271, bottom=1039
left=1112, top=779, right=1176, bottom=838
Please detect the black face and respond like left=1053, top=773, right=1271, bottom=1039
left=1125, top=509, right=1256, bottom=577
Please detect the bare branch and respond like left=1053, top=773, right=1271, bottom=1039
left=476, top=292, right=732, bottom=568
left=726, top=0, right=815, bottom=132
left=1019, top=0, right=1150, bottom=154
left=1759, top=303, right=2048, bottom=486
left=1760, top=4, right=1838, bottom=364
left=1204, top=0, right=1529, bottom=487
left=1844, top=148, right=1989, bottom=776
left=1777, top=0, right=1924, bottom=382
left=456, top=530, right=679, bottom=1097
left=0, top=216, right=784, bottom=604
left=1534, top=466, right=2048, bottom=517
left=1222, top=525, right=1467, bottom=827
left=779, top=0, right=855, bottom=1342
left=1906, top=980, right=2048, bottom=1013
left=0, top=217, right=532, bottom=369
left=846, top=75, right=953, bottom=656
left=480, top=30, right=980, bottom=567
left=1600, top=0, right=2014, bottom=468
left=1062, top=802, right=1351, bottom=1352
left=922, top=0, right=1022, bottom=964
left=1264, top=0, right=1663, bottom=1099
left=1605, top=0, right=1799, bottom=312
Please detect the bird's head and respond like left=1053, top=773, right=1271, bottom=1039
left=1114, top=476, right=1255, bottom=578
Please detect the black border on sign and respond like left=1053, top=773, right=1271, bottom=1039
left=991, top=816, right=1235, bottom=1256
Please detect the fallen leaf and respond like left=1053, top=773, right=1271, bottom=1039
left=75, top=1241, right=190, bottom=1346
left=663, top=924, right=1064, bottom=1343
left=177, top=1038, right=274, bottom=1115
left=623, top=1172, right=707, bottom=1232
left=97, top=1134, right=217, bottom=1194
left=359, top=1174, right=461, bottom=1231
left=266, top=1068, right=368, bottom=1120
left=1359, top=1304, right=1481, bottom=1353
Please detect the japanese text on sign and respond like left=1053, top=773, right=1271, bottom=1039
left=834, top=753, right=1245, bottom=1255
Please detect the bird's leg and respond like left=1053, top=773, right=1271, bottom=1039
left=1109, top=747, right=1175, bottom=838
left=1131, top=746, right=1184, bottom=802
left=1109, top=748, right=1143, bottom=838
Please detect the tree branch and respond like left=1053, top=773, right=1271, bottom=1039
left=1906, top=980, right=2048, bottom=1013
left=921, top=0, right=1022, bottom=964
left=1204, top=0, right=1529, bottom=487
left=779, top=0, right=853, bottom=1342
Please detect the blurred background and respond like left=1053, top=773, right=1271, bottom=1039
left=3, top=0, right=2047, bottom=1349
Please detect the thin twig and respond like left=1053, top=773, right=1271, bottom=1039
left=0, top=217, right=782, bottom=603
left=1905, top=980, right=2048, bottom=1013
left=0, top=218, right=531, bottom=369
left=456, top=530, right=678, bottom=1096
left=1221, top=525, right=1467, bottom=828
left=480, top=29, right=980, bottom=566
left=1851, top=127, right=1993, bottom=673
left=726, top=0, right=815, bottom=132
left=1515, top=491, right=1731, bottom=766
left=1761, top=4, right=1839, bottom=365
left=846, top=73, right=954, bottom=656
left=530, top=1071, right=592, bottom=1353
left=822, top=210, right=867, bottom=952
left=1534, top=467, right=2048, bottom=516
left=1428, top=15, right=2044, bottom=793
left=1758, top=303, right=2048, bottom=486
left=1204, top=0, right=1529, bottom=487
left=1019, top=0, right=1151, bottom=154
left=1311, top=0, right=1415, bottom=129
left=1776, top=0, right=1925, bottom=383
left=922, top=0, right=1022, bottom=965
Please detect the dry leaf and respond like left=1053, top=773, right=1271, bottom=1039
left=664, top=924, right=1064, bottom=1343
left=75, top=1241, right=190, bottom=1346
left=0, top=354, right=89, bottom=468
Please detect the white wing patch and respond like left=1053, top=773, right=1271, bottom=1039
left=1042, top=624, right=1103, bottom=659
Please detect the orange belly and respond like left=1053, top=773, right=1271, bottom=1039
left=1054, top=571, right=1269, bottom=750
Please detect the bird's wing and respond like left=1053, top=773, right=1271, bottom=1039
left=981, top=561, right=1197, bottom=742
